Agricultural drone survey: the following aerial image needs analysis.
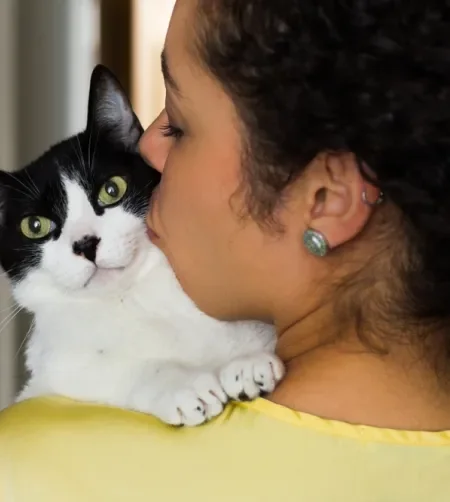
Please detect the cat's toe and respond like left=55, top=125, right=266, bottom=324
left=155, top=372, right=226, bottom=427
left=173, top=389, right=208, bottom=426
left=253, top=355, right=285, bottom=394
left=219, top=352, right=285, bottom=401
left=192, top=372, right=228, bottom=418
left=173, top=373, right=226, bottom=426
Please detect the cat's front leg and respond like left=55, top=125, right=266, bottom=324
left=129, top=363, right=228, bottom=426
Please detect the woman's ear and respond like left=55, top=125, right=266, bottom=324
left=303, top=152, right=382, bottom=250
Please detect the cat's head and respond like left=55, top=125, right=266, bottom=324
left=0, top=65, right=161, bottom=308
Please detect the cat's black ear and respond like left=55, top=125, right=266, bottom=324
left=86, top=64, right=143, bottom=151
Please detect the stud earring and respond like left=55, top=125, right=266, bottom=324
left=303, top=229, right=329, bottom=257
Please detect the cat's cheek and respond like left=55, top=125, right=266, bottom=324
left=12, top=268, right=57, bottom=311
left=96, top=207, right=147, bottom=269
left=95, top=241, right=137, bottom=269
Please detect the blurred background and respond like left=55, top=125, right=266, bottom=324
left=0, top=0, right=175, bottom=409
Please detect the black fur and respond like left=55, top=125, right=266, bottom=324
left=0, top=65, right=160, bottom=282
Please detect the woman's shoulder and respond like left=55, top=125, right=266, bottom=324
left=1, top=397, right=450, bottom=502
left=2, top=394, right=450, bottom=449
left=0, top=396, right=181, bottom=455
left=0, top=397, right=218, bottom=501
left=0, top=397, right=287, bottom=501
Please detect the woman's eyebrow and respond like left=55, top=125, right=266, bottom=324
left=161, top=49, right=182, bottom=96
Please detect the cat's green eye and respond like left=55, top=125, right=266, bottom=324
left=20, top=216, right=54, bottom=239
left=98, top=176, right=128, bottom=207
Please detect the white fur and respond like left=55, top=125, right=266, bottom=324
left=14, top=178, right=282, bottom=425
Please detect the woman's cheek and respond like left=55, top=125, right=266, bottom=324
left=158, top=174, right=186, bottom=242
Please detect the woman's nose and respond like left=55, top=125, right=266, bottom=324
left=139, top=110, right=169, bottom=174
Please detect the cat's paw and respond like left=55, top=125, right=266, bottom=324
left=219, top=352, right=285, bottom=401
left=164, top=372, right=229, bottom=426
left=133, top=370, right=228, bottom=427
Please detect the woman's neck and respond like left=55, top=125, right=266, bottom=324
left=272, top=311, right=450, bottom=431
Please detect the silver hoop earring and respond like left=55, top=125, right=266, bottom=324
left=362, top=188, right=384, bottom=207
left=303, top=229, right=329, bottom=257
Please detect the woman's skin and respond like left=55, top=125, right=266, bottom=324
left=139, top=0, right=450, bottom=431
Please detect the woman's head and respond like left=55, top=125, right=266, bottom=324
left=140, top=0, right=450, bottom=361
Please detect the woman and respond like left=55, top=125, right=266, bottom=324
left=1, top=1, right=450, bottom=500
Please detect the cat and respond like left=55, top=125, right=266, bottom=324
left=0, top=65, right=283, bottom=426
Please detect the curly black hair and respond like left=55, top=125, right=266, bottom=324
left=195, top=1, right=450, bottom=358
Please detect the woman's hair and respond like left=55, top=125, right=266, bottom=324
left=195, top=1, right=450, bottom=363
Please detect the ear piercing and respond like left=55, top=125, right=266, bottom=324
left=362, top=188, right=384, bottom=207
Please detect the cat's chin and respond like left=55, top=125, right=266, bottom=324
left=83, top=266, right=127, bottom=289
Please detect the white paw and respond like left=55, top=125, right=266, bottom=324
left=219, top=352, right=285, bottom=401
left=133, top=370, right=228, bottom=427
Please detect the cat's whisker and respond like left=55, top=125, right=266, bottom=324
left=24, top=170, right=40, bottom=199
left=15, top=318, right=34, bottom=360
left=7, top=186, right=34, bottom=199
left=3, top=171, right=36, bottom=200
left=12, top=247, right=34, bottom=255
left=74, top=136, right=88, bottom=178
left=55, top=181, right=67, bottom=222
left=0, top=304, right=23, bottom=333
left=0, top=302, right=21, bottom=317
left=70, top=140, right=83, bottom=171
left=0, top=269, right=18, bottom=283
left=143, top=179, right=159, bottom=190
left=90, top=129, right=100, bottom=173
left=0, top=303, right=19, bottom=315
left=71, top=137, right=82, bottom=164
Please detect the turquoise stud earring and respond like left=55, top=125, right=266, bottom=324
left=303, top=229, right=329, bottom=257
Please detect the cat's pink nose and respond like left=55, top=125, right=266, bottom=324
left=73, top=235, right=101, bottom=263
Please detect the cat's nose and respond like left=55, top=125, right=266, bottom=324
left=73, top=235, right=101, bottom=263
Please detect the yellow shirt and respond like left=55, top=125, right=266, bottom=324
left=0, top=396, right=449, bottom=501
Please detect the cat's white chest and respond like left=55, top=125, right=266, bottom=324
left=19, top=250, right=281, bottom=426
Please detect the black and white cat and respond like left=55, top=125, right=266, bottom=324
left=0, top=65, right=282, bottom=426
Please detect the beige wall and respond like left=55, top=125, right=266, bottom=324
left=0, top=0, right=99, bottom=409
left=0, top=0, right=17, bottom=409
left=132, top=0, right=175, bottom=127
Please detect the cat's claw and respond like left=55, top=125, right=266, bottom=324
left=149, top=372, right=228, bottom=427
left=219, top=352, right=285, bottom=401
